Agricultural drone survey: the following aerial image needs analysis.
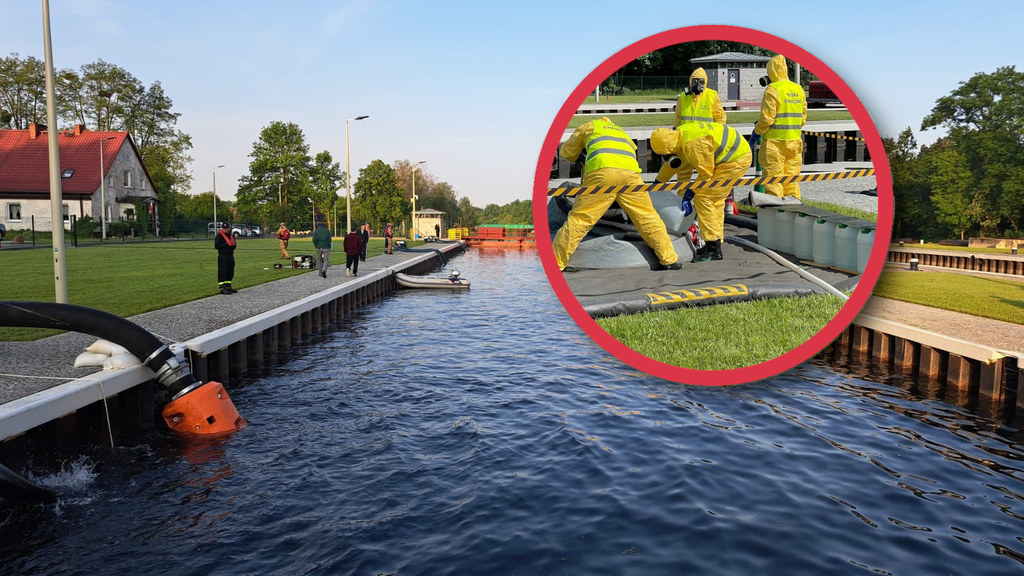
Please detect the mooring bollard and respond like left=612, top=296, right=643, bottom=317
left=909, top=258, right=919, bottom=271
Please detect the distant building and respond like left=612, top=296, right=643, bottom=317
left=413, top=208, right=445, bottom=239
left=0, top=123, right=159, bottom=235
left=689, top=52, right=771, bottom=102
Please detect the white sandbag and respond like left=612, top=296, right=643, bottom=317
left=103, top=353, right=141, bottom=370
left=86, top=339, right=130, bottom=357
left=74, top=351, right=110, bottom=368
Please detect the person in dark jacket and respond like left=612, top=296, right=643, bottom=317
left=311, top=220, right=332, bottom=278
left=344, top=228, right=363, bottom=276
left=214, top=222, right=237, bottom=294
left=359, top=223, right=370, bottom=261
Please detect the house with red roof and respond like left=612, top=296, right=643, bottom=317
left=0, top=123, right=159, bottom=235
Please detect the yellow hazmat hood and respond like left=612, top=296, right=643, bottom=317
left=767, top=54, right=788, bottom=83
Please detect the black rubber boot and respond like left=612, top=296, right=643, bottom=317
left=699, top=239, right=723, bottom=261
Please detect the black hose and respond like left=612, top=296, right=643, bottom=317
left=0, top=301, right=198, bottom=398
left=0, top=462, right=55, bottom=504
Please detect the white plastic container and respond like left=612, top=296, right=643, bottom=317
left=757, top=206, right=777, bottom=250
left=776, top=209, right=796, bottom=255
left=834, top=223, right=859, bottom=272
left=793, top=212, right=814, bottom=260
left=812, top=219, right=837, bottom=267
left=856, top=227, right=875, bottom=273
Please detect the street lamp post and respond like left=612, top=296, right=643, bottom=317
left=411, top=160, right=426, bottom=239
left=98, top=136, right=115, bottom=240
left=213, top=164, right=225, bottom=226
left=345, top=115, right=369, bottom=233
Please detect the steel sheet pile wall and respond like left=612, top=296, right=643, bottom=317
left=823, top=322, right=1023, bottom=420
left=888, top=249, right=1024, bottom=276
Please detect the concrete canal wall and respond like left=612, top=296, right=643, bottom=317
left=0, top=244, right=463, bottom=459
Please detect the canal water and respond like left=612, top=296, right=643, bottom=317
left=3, top=249, right=1024, bottom=575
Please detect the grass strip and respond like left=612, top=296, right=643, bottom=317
left=0, top=237, right=398, bottom=341
left=596, top=293, right=845, bottom=370
left=873, top=269, right=1024, bottom=326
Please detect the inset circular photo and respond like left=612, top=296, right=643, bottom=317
left=532, top=26, right=893, bottom=385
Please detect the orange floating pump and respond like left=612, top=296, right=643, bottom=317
left=161, top=381, right=247, bottom=435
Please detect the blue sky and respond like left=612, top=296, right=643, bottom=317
left=2, top=0, right=1022, bottom=207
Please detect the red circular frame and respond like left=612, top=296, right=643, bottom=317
left=531, top=25, right=894, bottom=386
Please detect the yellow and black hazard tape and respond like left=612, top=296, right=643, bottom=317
left=548, top=168, right=875, bottom=198
left=803, top=130, right=865, bottom=142
left=648, top=284, right=749, bottom=306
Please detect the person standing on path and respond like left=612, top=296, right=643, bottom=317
left=312, top=220, right=332, bottom=278
left=215, top=222, right=237, bottom=294
left=276, top=222, right=290, bottom=259
left=384, top=222, right=394, bottom=254
left=749, top=54, right=807, bottom=199
left=359, top=223, right=370, bottom=261
left=435, top=223, right=441, bottom=239
left=344, top=228, right=363, bottom=276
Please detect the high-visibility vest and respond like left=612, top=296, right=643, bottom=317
left=765, top=79, right=805, bottom=141
left=676, top=89, right=720, bottom=126
left=678, top=121, right=751, bottom=165
left=584, top=119, right=640, bottom=174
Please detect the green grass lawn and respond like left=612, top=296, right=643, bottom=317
left=566, top=110, right=852, bottom=129
left=873, top=269, right=1024, bottom=326
left=597, top=293, right=846, bottom=370
left=0, top=237, right=397, bottom=341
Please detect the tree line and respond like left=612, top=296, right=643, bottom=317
left=1, top=54, right=532, bottom=234
left=885, top=66, right=1024, bottom=241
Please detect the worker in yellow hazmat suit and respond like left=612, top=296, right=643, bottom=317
left=552, top=117, right=681, bottom=271
left=749, top=54, right=807, bottom=199
left=674, top=67, right=726, bottom=128
left=650, top=122, right=751, bottom=261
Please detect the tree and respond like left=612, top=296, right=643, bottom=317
left=922, top=66, right=1024, bottom=235
left=0, top=53, right=46, bottom=129
left=884, top=127, right=936, bottom=240
left=309, top=151, right=343, bottom=231
left=235, top=121, right=313, bottom=228
left=457, top=197, right=480, bottom=227
left=921, top=140, right=974, bottom=240
left=354, top=159, right=407, bottom=230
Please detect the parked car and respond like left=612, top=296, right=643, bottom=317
left=207, top=221, right=226, bottom=234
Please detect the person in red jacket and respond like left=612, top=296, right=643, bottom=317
left=343, top=228, right=364, bottom=276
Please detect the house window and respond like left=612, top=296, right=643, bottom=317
left=123, top=170, right=132, bottom=188
left=7, top=203, right=21, bottom=221
left=63, top=204, right=70, bottom=222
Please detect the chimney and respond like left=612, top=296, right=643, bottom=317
left=29, top=123, right=41, bottom=139
left=74, top=124, right=86, bottom=136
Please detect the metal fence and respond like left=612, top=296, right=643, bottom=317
left=601, top=76, right=689, bottom=94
